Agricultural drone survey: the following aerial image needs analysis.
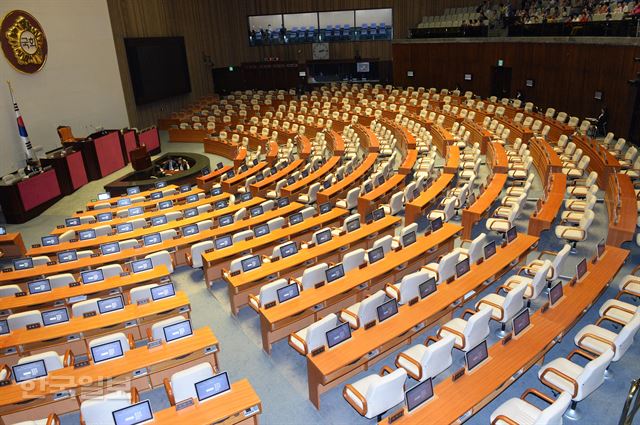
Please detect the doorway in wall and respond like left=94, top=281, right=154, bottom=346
left=491, top=66, right=512, bottom=99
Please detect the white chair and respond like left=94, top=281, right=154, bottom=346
left=248, top=278, right=296, bottom=311
left=129, top=284, right=158, bottom=304
left=574, top=315, right=640, bottom=362
left=392, top=223, right=418, bottom=250
left=17, top=350, right=70, bottom=373
left=422, top=251, right=459, bottom=285
left=298, top=182, right=321, bottom=204
left=148, top=315, right=188, bottom=341
left=453, top=233, right=487, bottom=265
left=97, top=264, right=123, bottom=279
left=490, top=390, right=572, bottom=425
left=146, top=250, right=174, bottom=273
left=343, top=367, right=407, bottom=419
left=164, top=362, right=214, bottom=405
left=503, top=260, right=552, bottom=305
left=340, top=290, right=387, bottom=329
left=80, top=390, right=137, bottom=425
left=299, top=263, right=329, bottom=290
left=188, top=240, right=214, bottom=268
left=336, top=187, right=360, bottom=210
left=554, top=210, right=595, bottom=250
left=7, top=310, right=43, bottom=331
left=538, top=349, right=614, bottom=420
left=476, top=282, right=527, bottom=336
left=343, top=249, right=366, bottom=273
left=88, top=332, right=132, bottom=362
left=385, top=269, right=435, bottom=305
left=381, top=191, right=404, bottom=216
left=427, top=197, right=456, bottom=223
left=289, top=313, right=340, bottom=355
left=437, top=308, right=492, bottom=351
left=525, top=244, right=571, bottom=281
left=395, top=334, right=455, bottom=382
left=48, top=273, right=76, bottom=289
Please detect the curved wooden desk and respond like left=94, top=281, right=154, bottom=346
left=461, top=173, right=507, bottom=240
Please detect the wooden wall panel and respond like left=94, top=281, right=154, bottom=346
left=393, top=41, right=640, bottom=139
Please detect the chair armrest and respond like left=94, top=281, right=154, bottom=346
left=163, top=378, right=175, bottom=405
left=385, top=283, right=401, bottom=301
left=595, top=315, right=627, bottom=327
left=288, top=332, right=308, bottom=355
left=127, top=334, right=135, bottom=350
left=248, top=294, right=261, bottom=312
left=518, top=265, right=537, bottom=276
left=131, top=386, right=140, bottom=403
left=539, top=367, right=579, bottom=398
left=63, top=349, right=75, bottom=368
left=576, top=332, right=616, bottom=355
left=601, top=304, right=636, bottom=320
left=343, top=384, right=367, bottom=416
left=491, top=415, right=520, bottom=425
left=185, top=252, right=193, bottom=266
left=379, top=366, right=394, bottom=376
left=437, top=325, right=466, bottom=349
left=521, top=388, right=556, bottom=405
left=396, top=352, right=423, bottom=381
left=340, top=308, right=360, bottom=329
left=46, top=413, right=60, bottom=425
left=0, top=365, right=11, bottom=381
left=424, top=335, right=439, bottom=346
left=461, top=308, right=477, bottom=319
left=477, top=299, right=505, bottom=321
left=567, top=348, right=597, bottom=362
left=495, top=285, right=511, bottom=294
left=536, top=250, right=557, bottom=260
left=421, top=265, right=439, bottom=280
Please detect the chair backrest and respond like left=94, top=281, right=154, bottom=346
left=436, top=251, right=459, bottom=284
left=146, top=250, right=173, bottom=273
left=342, top=213, right=361, bottom=233
left=576, top=349, right=614, bottom=401
left=464, top=308, right=492, bottom=350
left=88, top=332, right=130, bottom=358
left=372, top=235, right=393, bottom=255
left=71, top=299, right=99, bottom=317
left=530, top=260, right=552, bottom=299
left=613, top=316, right=640, bottom=360
left=7, top=310, right=43, bottom=331
left=160, top=229, right=178, bottom=241
left=420, top=334, right=456, bottom=379
left=580, top=209, right=595, bottom=231
left=301, top=263, right=328, bottom=290
left=466, top=233, right=487, bottom=264
left=502, top=283, right=527, bottom=322
left=535, top=392, right=572, bottom=424
left=151, top=315, right=187, bottom=341
left=398, top=223, right=419, bottom=248
left=389, top=191, right=404, bottom=215
left=364, top=368, right=408, bottom=418
left=81, top=390, right=132, bottom=425
left=258, top=278, right=290, bottom=306
left=170, top=362, right=214, bottom=404
left=357, top=290, right=387, bottom=325
left=18, top=350, right=64, bottom=372
left=268, top=217, right=285, bottom=231
left=398, top=270, right=431, bottom=304
left=97, top=264, right=123, bottom=279
left=306, top=313, right=340, bottom=352
left=343, top=249, right=365, bottom=273
left=49, top=273, right=75, bottom=289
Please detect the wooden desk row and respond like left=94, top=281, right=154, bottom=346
left=251, top=159, right=305, bottom=196
left=461, top=173, right=507, bottom=240
left=85, top=185, right=178, bottom=210
left=385, top=245, right=627, bottom=425
left=259, top=223, right=462, bottom=354
left=308, top=233, right=538, bottom=408
left=225, top=215, right=401, bottom=315
left=317, top=153, right=378, bottom=205
left=282, top=156, right=341, bottom=198
left=405, top=173, right=455, bottom=225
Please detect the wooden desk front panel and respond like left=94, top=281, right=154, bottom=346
left=461, top=173, right=507, bottom=240
left=357, top=174, right=406, bottom=219
left=317, top=153, right=377, bottom=205
left=405, top=174, right=455, bottom=225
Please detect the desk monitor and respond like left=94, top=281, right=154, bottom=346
left=377, top=298, right=399, bottom=323
left=252, top=159, right=259, bottom=166
left=12, top=257, right=34, bottom=270
left=143, top=233, right=162, bottom=246
left=216, top=162, right=223, bottom=170
left=182, top=224, right=199, bottom=236
left=100, top=242, right=120, bottom=255
left=250, top=205, right=264, bottom=217
left=549, top=281, right=563, bottom=305
left=325, top=264, right=345, bottom=283
left=289, top=212, right=303, bottom=226
left=377, top=174, right=385, bottom=186
left=241, top=255, right=261, bottom=273
left=126, top=187, right=141, bottom=196
left=342, top=219, right=359, bottom=235
left=78, top=229, right=96, bottom=241
left=41, top=235, right=59, bottom=246
left=112, top=400, right=154, bottom=425
left=419, top=277, right=437, bottom=299
left=195, top=371, right=231, bottom=402
left=151, top=282, right=175, bottom=301
left=81, top=269, right=104, bottom=284
left=131, top=258, right=153, bottom=273
left=117, top=198, right=132, bottom=207
left=287, top=176, right=296, bottom=185
left=277, top=197, right=290, bottom=208
left=255, top=173, right=265, bottom=182
left=367, top=246, right=384, bottom=264
left=91, top=339, right=124, bottom=364
left=158, top=200, right=173, bottom=210
left=98, top=295, right=125, bottom=314
left=155, top=181, right=167, bottom=189
left=0, top=320, right=8, bottom=335
left=128, top=206, right=144, bottom=217
left=431, top=217, right=443, bottom=232
left=227, top=170, right=236, bottom=179
left=316, top=229, right=332, bottom=245
left=201, top=167, right=210, bottom=176
left=364, top=182, right=373, bottom=193
left=41, top=307, right=70, bottom=326
left=28, top=278, right=51, bottom=294
left=239, top=192, right=252, bottom=202
left=301, top=170, right=309, bottom=178
left=185, top=194, right=199, bottom=203
left=117, top=223, right=134, bottom=234
left=215, top=235, right=233, bottom=250
left=512, top=308, right=531, bottom=336
left=326, top=321, right=351, bottom=348
left=12, top=359, right=47, bottom=383
left=65, top=217, right=81, bottom=227
left=57, top=250, right=78, bottom=264
left=211, top=187, right=223, bottom=196
left=163, top=319, right=193, bottom=343
left=596, top=238, right=605, bottom=259
left=277, top=283, right=300, bottom=304
left=179, top=184, right=191, bottom=193
left=402, top=231, right=417, bottom=247
left=215, top=199, right=229, bottom=209
left=323, top=180, right=331, bottom=189
left=150, top=191, right=163, bottom=200
left=253, top=223, right=270, bottom=237
left=406, top=378, right=434, bottom=412
left=151, top=215, right=167, bottom=226
left=97, top=192, right=111, bottom=201
left=279, top=242, right=298, bottom=258
left=455, top=258, right=470, bottom=279
left=97, top=212, right=113, bottom=222
left=465, top=340, right=489, bottom=371
left=219, top=214, right=233, bottom=227
left=483, top=240, right=497, bottom=260
left=506, top=226, right=517, bottom=243
left=184, top=207, right=198, bottom=218
left=319, top=202, right=332, bottom=214
left=576, top=258, right=588, bottom=281
left=372, top=208, right=385, bottom=221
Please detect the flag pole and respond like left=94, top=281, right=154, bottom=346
left=7, top=80, right=34, bottom=162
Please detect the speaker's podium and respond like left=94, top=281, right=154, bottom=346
left=68, top=130, right=126, bottom=181
left=130, top=145, right=152, bottom=170
left=0, top=167, right=62, bottom=223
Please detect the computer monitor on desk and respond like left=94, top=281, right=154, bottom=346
left=402, top=231, right=417, bottom=247
left=79, top=229, right=96, bottom=240
left=163, top=319, right=193, bottom=343
left=97, top=192, right=111, bottom=201
left=483, top=240, right=497, bottom=260
left=41, top=235, right=59, bottom=246
left=465, top=340, right=489, bottom=371
left=326, top=321, right=351, bottom=349
left=253, top=223, right=270, bottom=237
left=277, top=283, right=300, bottom=304
left=367, top=246, right=384, bottom=264
left=97, top=212, right=113, bottom=222
left=0, top=320, right=9, bottom=335
left=150, top=191, right=163, bottom=200
left=91, top=339, right=124, bottom=364
left=289, top=212, right=303, bottom=226
left=65, top=217, right=81, bottom=227
left=279, top=242, right=298, bottom=259
left=346, top=218, right=360, bottom=232
left=195, top=372, right=231, bottom=402
left=12, top=359, right=47, bottom=383
left=241, top=255, right=261, bottom=273
left=128, top=206, right=144, bottom=217
left=151, top=283, right=175, bottom=301
left=12, top=257, right=33, bottom=270
left=127, top=186, right=141, bottom=195
left=325, top=264, right=345, bottom=283
left=28, top=278, right=51, bottom=294
left=215, top=235, right=233, bottom=250
left=549, top=281, right=564, bottom=306
left=112, top=400, right=154, bottom=425
left=431, top=217, right=443, bottom=232
left=184, top=208, right=198, bottom=218
left=506, top=226, right=517, bottom=243
left=57, top=250, right=78, bottom=263
left=316, top=229, right=332, bottom=245
left=512, top=308, right=531, bottom=337
left=131, top=258, right=153, bottom=273
left=41, top=307, right=70, bottom=326
left=576, top=258, right=588, bottom=282
left=219, top=214, right=233, bottom=227
left=376, top=298, right=398, bottom=323
left=455, top=258, right=470, bottom=279
left=405, top=378, right=434, bottom=413
left=116, top=223, right=134, bottom=234
left=143, top=233, right=162, bottom=246
left=419, top=277, right=437, bottom=299
left=81, top=269, right=104, bottom=284
left=182, top=224, right=199, bottom=236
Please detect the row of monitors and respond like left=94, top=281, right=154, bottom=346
left=0, top=282, right=176, bottom=335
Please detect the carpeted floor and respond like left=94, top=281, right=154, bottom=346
left=2, top=133, right=638, bottom=425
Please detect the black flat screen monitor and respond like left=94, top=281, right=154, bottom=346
left=158, top=200, right=173, bottom=210
left=91, top=339, right=124, bottom=363
left=12, top=257, right=33, bottom=270
left=506, top=226, right=517, bottom=243
left=319, top=203, right=332, bottom=214
left=116, top=223, right=134, bottom=233
left=127, top=187, right=141, bottom=195
left=116, top=198, right=132, bottom=207
left=326, top=321, right=351, bottom=348
left=163, top=319, right=193, bottom=342
left=215, top=199, right=229, bottom=210
left=483, top=241, right=497, bottom=260
left=219, top=214, right=233, bottom=227
left=155, top=181, right=167, bottom=189
left=276, top=283, right=300, bottom=303
left=57, top=250, right=78, bottom=263
left=289, top=213, right=303, bottom=225
left=0, top=320, right=9, bottom=335
left=576, top=258, right=588, bottom=281
left=97, top=212, right=113, bottom=222
left=131, top=258, right=153, bottom=273
left=455, top=258, right=470, bottom=278
left=596, top=238, right=605, bottom=259
left=41, top=307, right=69, bottom=326
left=151, top=282, right=175, bottom=301
left=128, top=207, right=144, bottom=217
left=182, top=224, right=199, bottom=236
left=78, top=229, right=96, bottom=240
left=184, top=208, right=198, bottom=218
left=12, top=359, right=47, bottom=383
left=279, top=242, right=298, bottom=258
left=215, top=235, right=233, bottom=249
left=201, top=167, right=210, bottom=176
left=41, top=235, right=59, bottom=246
left=195, top=371, right=231, bottom=402
left=185, top=194, right=199, bottom=203
left=143, top=233, right=162, bottom=246
left=419, top=277, right=437, bottom=299
left=325, top=264, right=345, bottom=283
left=249, top=206, right=264, bottom=217
left=431, top=217, right=443, bottom=231
left=372, top=208, right=385, bottom=221
left=98, top=295, right=125, bottom=314
left=151, top=215, right=167, bottom=226
left=216, top=162, right=224, bottom=170
left=179, top=184, right=191, bottom=193
left=112, top=400, right=154, bottom=425
left=402, top=231, right=417, bottom=247
left=376, top=298, right=398, bottom=323
left=406, top=378, right=434, bottom=412
left=150, top=191, right=163, bottom=200
left=512, top=308, right=530, bottom=336
left=277, top=197, right=289, bottom=208
left=28, top=279, right=51, bottom=294
left=549, top=281, right=563, bottom=305
left=65, top=217, right=81, bottom=227
left=465, top=340, right=489, bottom=371
left=239, top=193, right=252, bottom=202
left=346, top=219, right=360, bottom=232
left=241, top=255, right=261, bottom=273
left=211, top=187, right=222, bottom=196
left=315, top=229, right=332, bottom=245
left=367, top=246, right=384, bottom=264
left=253, top=224, right=269, bottom=237
left=81, top=269, right=104, bottom=284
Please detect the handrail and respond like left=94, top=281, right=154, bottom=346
left=619, top=378, right=640, bottom=425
